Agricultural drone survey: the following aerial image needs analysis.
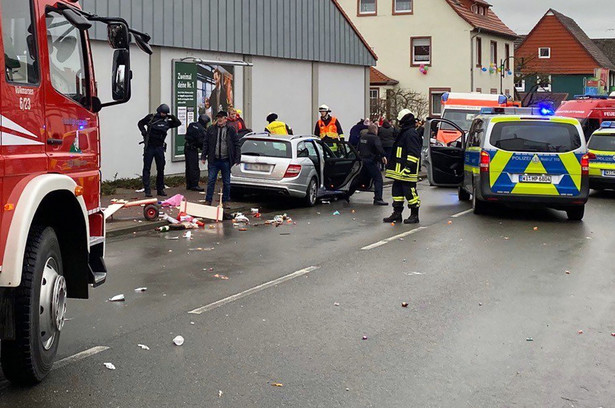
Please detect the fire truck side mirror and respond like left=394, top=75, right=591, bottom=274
left=107, top=23, right=130, bottom=50
left=61, top=8, right=92, bottom=31
left=111, top=49, right=131, bottom=102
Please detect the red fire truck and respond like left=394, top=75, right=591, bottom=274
left=0, top=0, right=151, bottom=384
left=556, top=95, right=615, bottom=141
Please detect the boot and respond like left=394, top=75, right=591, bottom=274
left=383, top=209, right=403, bottom=223
left=157, top=190, right=167, bottom=197
left=404, top=207, right=420, bottom=224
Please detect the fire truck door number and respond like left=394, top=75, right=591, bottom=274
left=19, top=97, right=31, bottom=111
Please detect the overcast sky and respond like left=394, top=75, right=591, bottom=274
left=488, top=0, right=615, bottom=38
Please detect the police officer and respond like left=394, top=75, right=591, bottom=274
left=137, top=104, right=181, bottom=197
left=265, top=113, right=293, bottom=135
left=383, top=109, right=421, bottom=224
left=359, top=123, right=388, bottom=206
left=184, top=114, right=210, bottom=191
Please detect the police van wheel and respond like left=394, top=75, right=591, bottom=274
left=472, top=186, right=488, bottom=215
left=1, top=226, right=64, bottom=385
left=566, top=206, right=585, bottom=221
left=458, top=187, right=471, bottom=201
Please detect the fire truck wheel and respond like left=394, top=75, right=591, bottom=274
left=1, top=226, right=65, bottom=385
left=143, top=204, right=159, bottom=221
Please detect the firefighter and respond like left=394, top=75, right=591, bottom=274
left=314, top=105, right=344, bottom=152
left=184, top=114, right=210, bottom=191
left=383, top=109, right=421, bottom=224
left=138, top=104, right=182, bottom=197
left=265, top=113, right=293, bottom=135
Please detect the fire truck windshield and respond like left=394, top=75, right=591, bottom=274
left=442, top=109, right=480, bottom=131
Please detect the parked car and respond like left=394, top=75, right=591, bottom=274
left=231, top=133, right=363, bottom=206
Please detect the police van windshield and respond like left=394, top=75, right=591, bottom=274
left=240, top=139, right=292, bottom=158
left=490, top=122, right=582, bottom=153
left=442, top=109, right=480, bottom=131
left=588, top=134, right=615, bottom=151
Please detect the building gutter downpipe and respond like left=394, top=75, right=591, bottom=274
left=470, top=28, right=482, bottom=92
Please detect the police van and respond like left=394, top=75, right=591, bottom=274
left=425, top=108, right=590, bottom=220
left=587, top=121, right=615, bottom=190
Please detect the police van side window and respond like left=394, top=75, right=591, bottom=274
left=468, top=120, right=484, bottom=147
left=1, top=0, right=40, bottom=85
left=45, top=12, right=88, bottom=106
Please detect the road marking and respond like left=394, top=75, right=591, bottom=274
left=188, top=266, right=320, bottom=315
left=53, top=346, right=110, bottom=370
left=361, top=227, right=427, bottom=250
left=451, top=209, right=473, bottom=218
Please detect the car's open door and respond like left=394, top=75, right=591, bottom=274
left=426, top=118, right=466, bottom=186
left=318, top=140, right=362, bottom=191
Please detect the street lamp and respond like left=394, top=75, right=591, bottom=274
left=499, top=56, right=515, bottom=95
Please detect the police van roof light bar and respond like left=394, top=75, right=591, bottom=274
left=600, top=121, right=615, bottom=128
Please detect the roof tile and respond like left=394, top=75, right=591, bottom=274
left=445, top=0, right=517, bottom=38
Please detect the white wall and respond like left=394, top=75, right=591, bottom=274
left=318, top=63, right=367, bottom=135
left=92, top=41, right=151, bottom=181
left=251, top=56, right=313, bottom=134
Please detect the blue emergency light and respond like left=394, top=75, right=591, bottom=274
left=441, top=92, right=450, bottom=102
left=600, top=121, right=615, bottom=128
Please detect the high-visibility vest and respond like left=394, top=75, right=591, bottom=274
left=266, top=121, right=289, bottom=135
left=317, top=116, right=340, bottom=139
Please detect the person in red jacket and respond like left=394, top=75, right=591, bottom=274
left=227, top=107, right=246, bottom=134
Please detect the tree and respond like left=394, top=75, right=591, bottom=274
left=371, top=87, right=429, bottom=121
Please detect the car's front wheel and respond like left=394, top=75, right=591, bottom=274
left=303, top=178, right=318, bottom=207
left=1, top=226, right=66, bottom=385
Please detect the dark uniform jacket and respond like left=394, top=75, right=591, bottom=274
left=202, top=124, right=241, bottom=165
left=359, top=131, right=385, bottom=161
left=385, top=120, right=421, bottom=182
left=137, top=113, right=182, bottom=147
left=378, top=124, right=396, bottom=149
left=185, top=121, right=207, bottom=150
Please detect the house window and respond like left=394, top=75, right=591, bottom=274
left=539, top=47, right=551, bottom=59
left=476, top=88, right=482, bottom=93
left=515, top=78, right=526, bottom=93
left=393, top=0, right=412, bottom=14
left=411, top=37, right=431, bottom=66
left=505, top=89, right=510, bottom=96
left=429, top=88, right=450, bottom=116
left=476, top=38, right=482, bottom=67
left=490, top=41, right=497, bottom=65
left=504, top=44, right=511, bottom=70
left=358, top=0, right=376, bottom=15
left=490, top=88, right=498, bottom=94
left=370, top=88, right=380, bottom=100
left=537, top=75, right=552, bottom=92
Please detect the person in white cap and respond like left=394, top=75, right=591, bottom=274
left=314, top=104, right=344, bottom=140
left=383, top=109, right=422, bottom=224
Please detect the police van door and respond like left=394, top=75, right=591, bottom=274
left=426, top=118, right=466, bottom=186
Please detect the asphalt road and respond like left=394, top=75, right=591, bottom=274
left=2, top=183, right=615, bottom=407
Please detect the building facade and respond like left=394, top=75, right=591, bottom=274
left=516, top=9, right=615, bottom=100
left=337, top=0, right=517, bottom=117
left=82, top=0, right=376, bottom=180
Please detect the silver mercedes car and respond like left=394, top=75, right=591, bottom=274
left=231, top=133, right=363, bottom=206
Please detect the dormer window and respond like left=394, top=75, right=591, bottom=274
left=471, top=1, right=491, bottom=15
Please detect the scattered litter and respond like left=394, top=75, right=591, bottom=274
left=334, top=302, right=340, bottom=307
left=316, top=212, right=321, bottom=215
left=271, top=382, right=284, bottom=387
left=251, top=208, right=260, bottom=214
left=183, top=231, right=192, bottom=239
left=190, top=322, right=195, bottom=325
left=160, top=194, right=185, bottom=207
left=164, top=236, right=180, bottom=240
left=168, top=250, right=173, bottom=253
left=565, top=270, right=571, bottom=275
left=586, top=236, right=592, bottom=240
left=611, top=333, right=615, bottom=337
left=265, top=214, right=292, bottom=227
left=578, top=330, right=583, bottom=334
left=333, top=211, right=340, bottom=216
left=404, top=272, right=423, bottom=276
left=189, top=247, right=215, bottom=251
left=478, top=302, right=483, bottom=306
left=208, top=225, right=217, bottom=229
left=526, top=337, right=533, bottom=342
left=351, top=210, right=356, bottom=214
left=161, top=213, right=180, bottom=224
left=135, top=188, right=145, bottom=193
left=362, top=336, right=368, bottom=340
left=218, top=390, right=223, bottom=398
left=447, top=220, right=453, bottom=225
left=533, top=227, right=539, bottom=231
left=504, top=237, right=510, bottom=240
left=134, top=287, right=147, bottom=293
left=233, top=213, right=250, bottom=224
left=280, top=232, right=291, bottom=235
left=213, top=274, right=229, bottom=280
left=108, top=294, right=125, bottom=302
left=238, top=228, right=248, bottom=232
left=103, top=362, right=116, bottom=370
left=137, top=344, right=150, bottom=350
left=322, top=200, right=330, bottom=204
left=391, top=223, right=396, bottom=226
left=173, top=335, right=185, bottom=346
left=401, top=302, right=409, bottom=308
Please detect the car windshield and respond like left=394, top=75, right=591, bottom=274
left=588, top=134, right=615, bottom=151
left=442, top=109, right=480, bottom=131
left=240, top=139, right=292, bottom=158
left=490, top=121, right=582, bottom=153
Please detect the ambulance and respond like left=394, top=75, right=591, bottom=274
left=587, top=121, right=615, bottom=190
left=556, top=95, right=615, bottom=141
left=0, top=0, right=151, bottom=384
left=425, top=108, right=590, bottom=220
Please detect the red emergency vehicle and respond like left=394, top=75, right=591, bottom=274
left=556, top=95, right=615, bottom=141
left=0, top=0, right=151, bottom=384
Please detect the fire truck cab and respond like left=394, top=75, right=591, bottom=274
left=555, top=94, right=615, bottom=141
left=0, top=0, right=150, bottom=384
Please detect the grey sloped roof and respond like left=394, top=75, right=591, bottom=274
left=593, top=38, right=615, bottom=67
left=80, top=0, right=377, bottom=66
left=550, top=9, right=615, bottom=70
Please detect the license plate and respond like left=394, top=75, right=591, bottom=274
left=603, top=169, right=615, bottom=177
left=519, top=174, right=552, bottom=183
left=244, top=163, right=270, bottom=172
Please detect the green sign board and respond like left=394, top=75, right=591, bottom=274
left=172, top=62, right=198, bottom=159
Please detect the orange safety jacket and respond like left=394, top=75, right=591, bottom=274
left=317, top=116, right=340, bottom=139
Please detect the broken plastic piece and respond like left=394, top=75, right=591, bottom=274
left=401, top=302, right=408, bottom=308
left=362, top=336, right=368, bottom=340
left=333, top=211, right=340, bottom=216
left=183, top=231, right=192, bottom=239
left=138, top=344, right=150, bottom=350
left=103, top=362, right=116, bottom=370
left=109, top=294, right=125, bottom=302
left=251, top=208, right=259, bottom=214
left=173, top=335, right=185, bottom=346
left=334, top=302, right=340, bottom=306
left=271, top=382, right=283, bottom=387
left=161, top=213, right=180, bottom=224
left=134, top=287, right=147, bottom=293
left=160, top=194, right=185, bottom=207
left=218, top=390, right=223, bottom=398
left=526, top=337, right=533, bottom=342
left=533, top=227, right=538, bottom=231
left=578, top=330, right=583, bottom=334
left=234, top=213, right=250, bottom=224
